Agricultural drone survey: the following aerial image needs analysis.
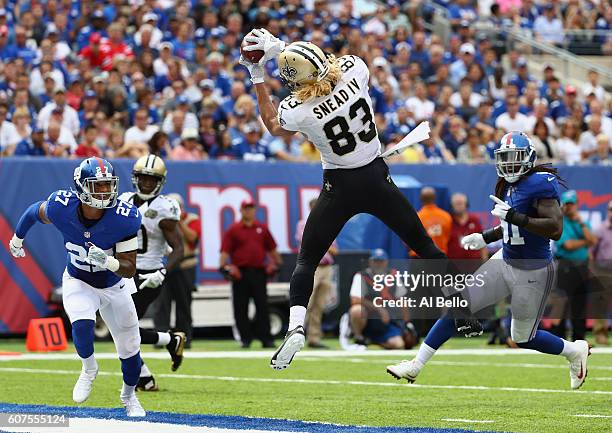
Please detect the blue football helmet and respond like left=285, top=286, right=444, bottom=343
left=494, top=131, right=537, bottom=183
left=73, top=157, right=119, bottom=209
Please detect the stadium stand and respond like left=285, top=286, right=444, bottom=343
left=0, top=0, right=609, bottom=165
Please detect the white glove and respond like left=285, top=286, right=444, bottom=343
left=9, top=235, right=25, bottom=258
left=243, top=28, right=285, bottom=65
left=239, top=55, right=265, bottom=84
left=139, top=269, right=167, bottom=290
left=461, top=233, right=487, bottom=250
left=489, top=194, right=511, bottom=222
left=86, top=242, right=120, bottom=272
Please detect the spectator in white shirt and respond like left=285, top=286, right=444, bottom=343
left=124, top=107, right=159, bottom=149
left=450, top=79, right=482, bottom=109
left=582, top=70, right=606, bottom=102
left=406, top=81, right=435, bottom=122
left=153, top=42, right=174, bottom=77
left=162, top=95, right=199, bottom=134
left=533, top=5, right=564, bottom=45
left=526, top=98, right=557, bottom=137
left=580, top=115, right=607, bottom=158
left=556, top=119, right=583, bottom=165
left=495, top=97, right=529, bottom=133
left=585, top=100, right=612, bottom=139
left=45, top=120, right=77, bottom=157
left=0, top=103, right=19, bottom=154
left=37, top=87, right=80, bottom=136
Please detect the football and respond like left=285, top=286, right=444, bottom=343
left=241, top=32, right=264, bottom=64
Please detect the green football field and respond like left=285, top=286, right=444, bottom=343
left=0, top=337, right=611, bottom=433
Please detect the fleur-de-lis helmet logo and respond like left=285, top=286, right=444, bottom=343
left=281, top=58, right=297, bottom=80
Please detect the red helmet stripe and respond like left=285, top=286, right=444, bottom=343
left=505, top=134, right=512, bottom=146
left=94, top=157, right=106, bottom=174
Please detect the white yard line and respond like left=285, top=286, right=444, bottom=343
left=440, top=418, right=495, bottom=424
left=1, top=347, right=611, bottom=362
left=1, top=367, right=611, bottom=396
left=573, top=414, right=612, bottom=418
left=299, top=357, right=612, bottom=371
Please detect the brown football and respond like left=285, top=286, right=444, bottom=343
left=241, top=33, right=264, bottom=64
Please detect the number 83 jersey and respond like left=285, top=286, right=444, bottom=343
left=278, top=55, right=381, bottom=169
left=501, top=172, right=560, bottom=269
left=118, top=192, right=180, bottom=271
left=45, top=190, right=141, bottom=288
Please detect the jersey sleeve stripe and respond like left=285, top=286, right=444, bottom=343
left=115, top=236, right=138, bottom=253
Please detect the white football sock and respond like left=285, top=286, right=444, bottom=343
left=415, top=343, right=436, bottom=367
left=157, top=332, right=171, bottom=346
left=140, top=362, right=152, bottom=378
left=121, top=382, right=136, bottom=399
left=560, top=339, right=579, bottom=360
left=81, top=354, right=98, bottom=372
left=288, top=306, right=307, bottom=331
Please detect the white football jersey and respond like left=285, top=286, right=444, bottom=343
left=117, top=192, right=180, bottom=271
left=278, top=55, right=382, bottom=169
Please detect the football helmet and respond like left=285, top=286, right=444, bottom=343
left=73, top=157, right=119, bottom=209
left=494, top=131, right=537, bottom=183
left=278, top=41, right=330, bottom=91
left=132, top=154, right=167, bottom=200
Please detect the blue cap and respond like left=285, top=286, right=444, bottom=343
left=561, top=190, right=577, bottom=205
left=84, top=90, right=97, bottom=99
left=369, top=248, right=388, bottom=261
left=92, top=10, right=105, bottom=19
left=176, top=95, right=189, bottom=105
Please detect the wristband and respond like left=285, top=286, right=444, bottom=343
left=106, top=256, right=120, bottom=273
left=482, top=227, right=499, bottom=244
left=505, top=208, right=529, bottom=228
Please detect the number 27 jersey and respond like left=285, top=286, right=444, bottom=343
left=45, top=190, right=141, bottom=288
left=278, top=55, right=381, bottom=170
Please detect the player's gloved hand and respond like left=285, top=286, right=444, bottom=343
left=9, top=235, right=25, bottom=258
left=489, top=194, right=529, bottom=227
left=461, top=233, right=486, bottom=250
left=139, top=269, right=167, bottom=290
left=86, top=242, right=120, bottom=272
left=239, top=55, right=265, bottom=84
left=489, top=195, right=511, bottom=221
left=243, top=28, right=285, bottom=65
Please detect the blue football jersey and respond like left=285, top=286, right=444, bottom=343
left=501, top=172, right=560, bottom=269
left=45, top=189, right=142, bottom=288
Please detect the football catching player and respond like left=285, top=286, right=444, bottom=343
left=239, top=29, right=479, bottom=370
left=118, top=154, right=186, bottom=391
left=387, top=131, right=592, bottom=390
left=9, top=158, right=146, bottom=416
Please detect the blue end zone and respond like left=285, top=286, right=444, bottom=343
left=0, top=402, right=500, bottom=433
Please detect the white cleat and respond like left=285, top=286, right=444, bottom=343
left=72, top=368, right=98, bottom=403
left=121, top=394, right=146, bottom=417
left=569, top=340, right=591, bottom=390
left=386, top=359, right=422, bottom=383
left=270, top=326, right=305, bottom=370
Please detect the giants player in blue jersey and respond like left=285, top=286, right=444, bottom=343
left=387, top=131, right=591, bottom=389
left=8, top=158, right=146, bottom=416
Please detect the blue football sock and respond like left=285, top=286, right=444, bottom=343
left=516, top=330, right=564, bottom=355
left=121, top=352, right=142, bottom=386
left=424, top=316, right=456, bottom=350
left=72, top=319, right=95, bottom=359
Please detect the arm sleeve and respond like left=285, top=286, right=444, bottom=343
left=220, top=228, right=233, bottom=254
left=277, top=105, right=300, bottom=132
left=15, top=201, right=45, bottom=238
left=533, top=174, right=560, bottom=201
left=187, top=218, right=201, bottom=239
left=115, top=236, right=138, bottom=253
left=161, top=198, right=181, bottom=221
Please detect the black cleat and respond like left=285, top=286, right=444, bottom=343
left=166, top=331, right=186, bottom=371
left=136, top=375, right=158, bottom=392
left=455, top=318, right=483, bottom=338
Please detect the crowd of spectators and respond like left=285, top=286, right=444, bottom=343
left=0, top=0, right=610, bottom=166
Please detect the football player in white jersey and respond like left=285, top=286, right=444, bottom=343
left=118, top=155, right=186, bottom=391
left=239, top=30, right=479, bottom=370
